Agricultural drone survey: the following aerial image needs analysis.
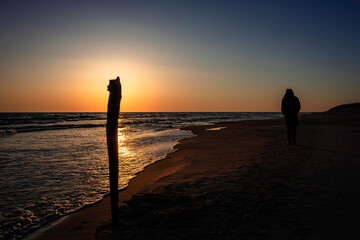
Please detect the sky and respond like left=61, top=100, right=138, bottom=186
left=0, top=0, right=359, bottom=112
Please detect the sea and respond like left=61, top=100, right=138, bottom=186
left=0, top=112, right=282, bottom=239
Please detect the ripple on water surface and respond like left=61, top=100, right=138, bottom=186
left=0, top=126, right=193, bottom=239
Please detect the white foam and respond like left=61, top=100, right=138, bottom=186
left=206, top=127, right=227, bottom=131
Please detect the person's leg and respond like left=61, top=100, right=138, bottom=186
left=287, top=125, right=292, bottom=145
left=293, top=126, right=297, bottom=145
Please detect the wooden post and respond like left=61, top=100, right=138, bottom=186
left=106, top=76, right=121, bottom=225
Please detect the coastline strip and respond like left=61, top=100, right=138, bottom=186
left=32, top=115, right=360, bottom=239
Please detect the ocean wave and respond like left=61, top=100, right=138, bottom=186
left=0, top=113, right=106, bottom=126
left=0, top=129, right=18, bottom=136
left=1, top=123, right=104, bottom=135
left=0, top=112, right=283, bottom=136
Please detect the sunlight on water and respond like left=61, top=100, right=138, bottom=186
left=118, top=128, right=134, bottom=160
left=0, top=112, right=282, bottom=239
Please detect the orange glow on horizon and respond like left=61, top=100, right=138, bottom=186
left=0, top=56, right=355, bottom=113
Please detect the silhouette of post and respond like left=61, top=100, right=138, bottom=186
left=106, top=77, right=121, bottom=225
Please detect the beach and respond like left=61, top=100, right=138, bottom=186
left=32, top=112, right=360, bottom=239
left=1, top=112, right=280, bottom=239
left=2, top=1, right=359, bottom=239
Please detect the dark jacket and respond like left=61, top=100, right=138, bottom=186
left=281, top=96, right=301, bottom=115
left=281, top=93, right=301, bottom=126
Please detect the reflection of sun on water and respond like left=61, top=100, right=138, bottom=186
left=118, top=128, right=134, bottom=159
left=117, top=127, right=141, bottom=187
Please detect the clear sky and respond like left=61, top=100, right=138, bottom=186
left=0, top=0, right=359, bottom=112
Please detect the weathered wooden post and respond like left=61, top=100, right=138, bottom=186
left=106, top=76, right=121, bottom=225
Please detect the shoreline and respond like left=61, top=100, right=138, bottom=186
left=25, top=124, right=200, bottom=240
left=27, top=119, right=258, bottom=240
left=24, top=116, right=280, bottom=240
left=31, top=113, right=360, bottom=239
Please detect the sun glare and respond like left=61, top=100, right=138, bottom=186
left=117, top=127, right=134, bottom=159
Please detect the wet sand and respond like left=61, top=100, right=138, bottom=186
left=33, top=113, right=360, bottom=239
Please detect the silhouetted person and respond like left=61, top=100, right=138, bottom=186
left=281, top=89, right=301, bottom=145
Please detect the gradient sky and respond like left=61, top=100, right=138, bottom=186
left=0, top=0, right=359, bottom=112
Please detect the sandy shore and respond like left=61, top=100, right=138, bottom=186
left=33, top=112, right=360, bottom=239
